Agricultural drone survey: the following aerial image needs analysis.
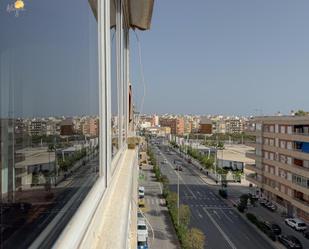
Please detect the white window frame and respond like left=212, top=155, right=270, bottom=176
left=53, top=0, right=130, bottom=246
left=111, top=0, right=129, bottom=174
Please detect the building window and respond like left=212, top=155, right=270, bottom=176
left=0, top=1, right=100, bottom=248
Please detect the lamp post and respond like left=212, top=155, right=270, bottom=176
left=177, top=166, right=180, bottom=226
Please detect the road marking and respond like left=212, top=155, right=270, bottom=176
left=203, top=207, right=237, bottom=249
left=196, top=209, right=203, bottom=218
left=213, top=210, right=221, bottom=219
left=220, top=210, right=234, bottom=223
left=161, top=153, right=197, bottom=199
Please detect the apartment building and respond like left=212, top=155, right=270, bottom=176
left=225, top=118, right=244, bottom=134
left=184, top=118, right=193, bottom=134
left=246, top=116, right=309, bottom=221
left=28, top=120, right=47, bottom=136
left=199, top=116, right=212, bottom=134
left=159, top=117, right=185, bottom=135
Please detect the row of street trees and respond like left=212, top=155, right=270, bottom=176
left=148, top=147, right=205, bottom=249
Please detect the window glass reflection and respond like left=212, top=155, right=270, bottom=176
left=0, top=0, right=99, bottom=247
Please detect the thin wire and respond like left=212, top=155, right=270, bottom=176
left=133, top=30, right=147, bottom=131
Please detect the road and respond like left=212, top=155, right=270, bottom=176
left=2, top=156, right=99, bottom=249
left=153, top=143, right=275, bottom=249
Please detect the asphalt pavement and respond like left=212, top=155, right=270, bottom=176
left=152, top=143, right=276, bottom=249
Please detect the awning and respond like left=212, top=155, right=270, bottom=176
left=88, top=0, right=154, bottom=31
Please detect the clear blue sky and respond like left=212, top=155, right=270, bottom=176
left=1, top=1, right=309, bottom=118
left=0, top=0, right=98, bottom=118
left=131, top=0, right=309, bottom=116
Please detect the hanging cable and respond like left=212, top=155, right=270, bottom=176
left=133, top=30, right=147, bottom=131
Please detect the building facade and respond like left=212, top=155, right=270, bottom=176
left=159, top=117, right=184, bottom=135
left=225, top=118, right=244, bottom=134
left=246, top=116, right=309, bottom=221
left=199, top=117, right=212, bottom=134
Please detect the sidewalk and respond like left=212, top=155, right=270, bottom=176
left=139, top=164, right=180, bottom=249
left=248, top=204, right=309, bottom=249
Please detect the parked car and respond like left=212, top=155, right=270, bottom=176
left=260, top=222, right=276, bottom=241
left=264, top=221, right=282, bottom=235
left=259, top=198, right=267, bottom=206
left=138, top=198, right=145, bottom=208
left=137, top=211, right=144, bottom=220
left=139, top=186, right=145, bottom=198
left=174, top=165, right=183, bottom=171
left=285, top=218, right=307, bottom=231
left=137, top=234, right=148, bottom=249
left=303, top=230, right=309, bottom=239
left=278, top=235, right=302, bottom=249
left=265, top=202, right=277, bottom=211
left=137, top=219, right=148, bottom=238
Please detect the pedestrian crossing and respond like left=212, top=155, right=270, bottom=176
left=183, top=196, right=220, bottom=201
left=144, top=198, right=166, bottom=206
left=189, top=204, right=239, bottom=222
left=188, top=203, right=232, bottom=209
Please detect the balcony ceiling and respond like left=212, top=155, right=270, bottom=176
left=88, top=0, right=154, bottom=31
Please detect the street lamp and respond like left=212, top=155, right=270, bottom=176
left=177, top=165, right=180, bottom=226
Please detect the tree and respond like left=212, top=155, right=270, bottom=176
left=179, top=204, right=191, bottom=227
left=185, top=228, right=205, bottom=249
left=166, top=191, right=178, bottom=210
left=295, top=110, right=308, bottom=116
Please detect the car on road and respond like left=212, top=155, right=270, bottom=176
left=285, top=218, right=307, bottom=231
left=162, top=159, right=167, bottom=164
left=174, top=165, right=183, bottom=171
left=137, top=219, right=148, bottom=238
left=264, top=221, right=282, bottom=235
left=139, top=186, right=145, bottom=198
left=137, top=234, right=148, bottom=249
left=278, top=235, right=302, bottom=249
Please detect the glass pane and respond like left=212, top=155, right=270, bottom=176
left=111, top=1, right=119, bottom=158
left=0, top=0, right=99, bottom=248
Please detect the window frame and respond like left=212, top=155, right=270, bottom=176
left=53, top=0, right=131, bottom=246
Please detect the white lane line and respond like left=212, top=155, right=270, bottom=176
left=151, top=199, right=155, bottom=205
left=220, top=210, right=234, bottom=223
left=196, top=209, right=203, bottom=219
left=213, top=210, right=221, bottom=220
left=203, top=207, right=237, bottom=249
left=161, top=153, right=197, bottom=199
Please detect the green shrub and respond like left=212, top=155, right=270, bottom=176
left=246, top=213, right=258, bottom=224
